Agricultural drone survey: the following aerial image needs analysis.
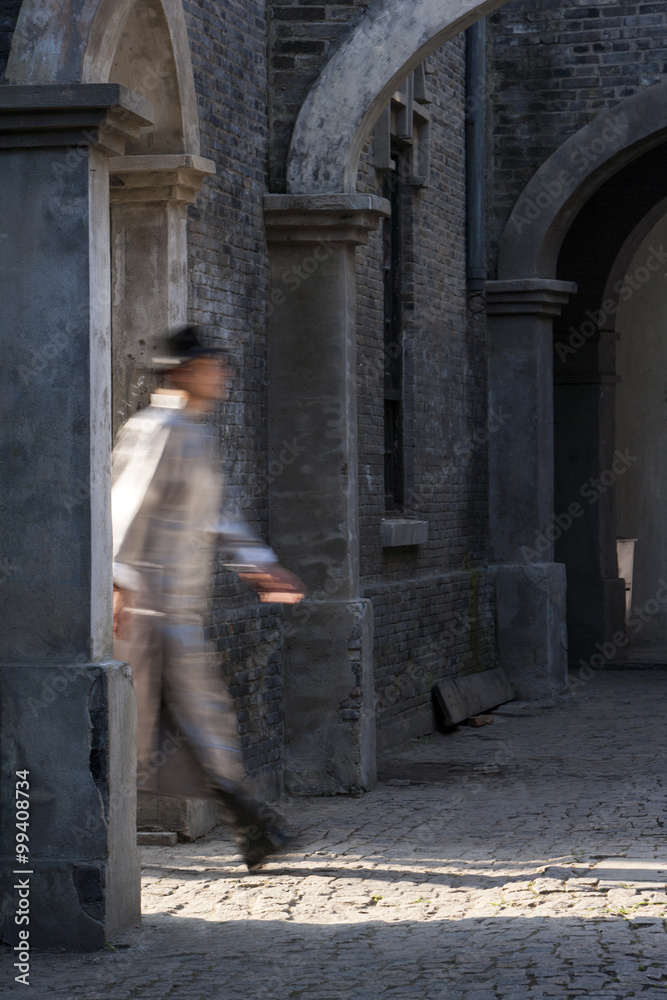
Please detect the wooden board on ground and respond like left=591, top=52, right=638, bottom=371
left=433, top=667, right=513, bottom=726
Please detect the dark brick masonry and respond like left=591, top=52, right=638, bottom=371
left=268, top=0, right=372, bottom=190
left=488, top=0, right=667, bottom=274
left=355, top=38, right=495, bottom=749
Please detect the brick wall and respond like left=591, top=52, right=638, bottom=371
left=355, top=36, right=496, bottom=748
left=268, top=0, right=371, bottom=190
left=488, top=0, right=667, bottom=274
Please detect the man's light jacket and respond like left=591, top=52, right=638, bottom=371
left=112, top=392, right=276, bottom=618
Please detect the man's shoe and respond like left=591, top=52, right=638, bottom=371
left=242, top=826, right=290, bottom=871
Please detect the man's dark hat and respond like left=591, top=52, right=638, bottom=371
left=152, top=325, right=230, bottom=369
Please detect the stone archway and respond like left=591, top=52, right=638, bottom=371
left=488, top=82, right=667, bottom=676
left=7, top=0, right=197, bottom=112
left=84, top=0, right=200, bottom=155
left=264, top=0, right=519, bottom=791
left=497, top=82, right=667, bottom=280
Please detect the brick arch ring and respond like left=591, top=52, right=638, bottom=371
left=5, top=0, right=201, bottom=155
left=496, top=81, right=667, bottom=281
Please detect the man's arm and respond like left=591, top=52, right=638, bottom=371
left=217, top=517, right=304, bottom=602
left=238, top=565, right=304, bottom=603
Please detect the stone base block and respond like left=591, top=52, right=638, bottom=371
left=0, top=660, right=140, bottom=950
left=381, top=519, right=429, bottom=547
left=566, top=576, right=627, bottom=664
left=492, top=563, right=568, bottom=700
left=137, top=794, right=220, bottom=842
left=137, top=831, right=178, bottom=846
left=282, top=599, right=376, bottom=795
left=1, top=860, right=131, bottom=952
left=376, top=704, right=436, bottom=754
left=136, top=765, right=283, bottom=842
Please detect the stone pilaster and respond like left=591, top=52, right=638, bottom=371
left=0, top=84, right=152, bottom=949
left=486, top=278, right=576, bottom=699
left=264, top=194, right=389, bottom=793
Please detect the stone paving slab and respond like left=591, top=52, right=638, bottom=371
left=1, top=671, right=667, bottom=998
left=593, top=858, right=667, bottom=887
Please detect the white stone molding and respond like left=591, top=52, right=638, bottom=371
left=108, top=154, right=215, bottom=204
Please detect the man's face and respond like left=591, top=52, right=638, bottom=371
left=173, top=357, right=229, bottom=404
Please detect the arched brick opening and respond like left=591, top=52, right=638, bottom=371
left=554, top=146, right=667, bottom=662
left=495, top=83, right=667, bottom=665
left=497, top=82, right=667, bottom=280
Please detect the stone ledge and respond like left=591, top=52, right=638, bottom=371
left=264, top=193, right=390, bottom=245
left=381, top=519, right=428, bottom=547
left=137, top=830, right=178, bottom=847
left=486, top=278, right=577, bottom=318
left=0, top=84, right=153, bottom=155
left=108, top=154, right=216, bottom=204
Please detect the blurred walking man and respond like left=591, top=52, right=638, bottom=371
left=112, top=326, right=303, bottom=869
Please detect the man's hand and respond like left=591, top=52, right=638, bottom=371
left=113, top=586, right=134, bottom=639
left=238, top=565, right=305, bottom=604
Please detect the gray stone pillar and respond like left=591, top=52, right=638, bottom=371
left=108, top=154, right=215, bottom=436
left=264, top=194, right=388, bottom=794
left=0, top=85, right=152, bottom=950
left=486, top=278, right=576, bottom=699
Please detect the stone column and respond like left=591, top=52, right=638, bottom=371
left=108, top=154, right=215, bottom=436
left=0, top=84, right=152, bottom=950
left=264, top=194, right=389, bottom=794
left=486, top=278, right=576, bottom=699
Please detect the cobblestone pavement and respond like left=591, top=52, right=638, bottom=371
left=2, top=670, right=667, bottom=999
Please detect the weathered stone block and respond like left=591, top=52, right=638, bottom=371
left=282, top=599, right=376, bottom=794
left=0, top=661, right=140, bottom=950
left=137, top=793, right=220, bottom=842
left=381, top=519, right=429, bottom=548
left=492, top=562, right=568, bottom=700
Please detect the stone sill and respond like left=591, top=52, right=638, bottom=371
left=381, top=519, right=428, bottom=548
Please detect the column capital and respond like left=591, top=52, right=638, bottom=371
left=486, top=278, right=577, bottom=317
left=0, top=83, right=153, bottom=155
left=108, top=154, right=216, bottom=204
left=264, top=193, right=390, bottom=245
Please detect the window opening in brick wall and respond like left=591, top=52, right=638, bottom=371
left=383, top=155, right=405, bottom=511
left=374, top=65, right=432, bottom=513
